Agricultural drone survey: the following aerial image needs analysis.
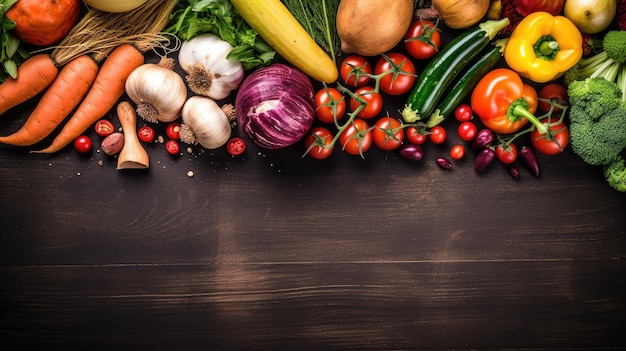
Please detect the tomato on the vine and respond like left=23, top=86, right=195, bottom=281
left=74, top=135, right=92, bottom=154
left=454, top=104, right=473, bottom=122
left=375, top=52, right=416, bottom=95
left=339, top=118, right=372, bottom=156
left=166, top=122, right=181, bottom=140
left=530, top=117, right=569, bottom=155
left=457, top=121, right=477, bottom=142
left=449, top=144, right=465, bottom=160
left=429, top=125, right=446, bottom=145
left=406, top=125, right=427, bottom=145
left=314, top=87, right=346, bottom=124
left=340, top=55, right=372, bottom=87
left=404, top=18, right=441, bottom=60
left=538, top=83, right=568, bottom=114
left=138, top=126, right=155, bottom=143
left=304, top=127, right=334, bottom=160
left=349, top=86, right=383, bottom=119
left=372, top=116, right=404, bottom=150
left=496, top=143, right=518, bottom=164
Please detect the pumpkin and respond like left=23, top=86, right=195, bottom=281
left=6, top=0, right=82, bottom=47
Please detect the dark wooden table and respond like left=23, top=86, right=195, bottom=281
left=1, top=47, right=626, bottom=349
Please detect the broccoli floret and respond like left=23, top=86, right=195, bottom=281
left=602, top=30, right=626, bottom=64
left=603, top=156, right=626, bottom=192
left=568, top=77, right=626, bottom=166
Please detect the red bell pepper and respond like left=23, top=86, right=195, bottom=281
left=470, top=68, right=548, bottom=135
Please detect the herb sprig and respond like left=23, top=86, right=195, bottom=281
left=0, top=0, right=29, bottom=82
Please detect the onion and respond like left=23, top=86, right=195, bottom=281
left=416, top=0, right=490, bottom=29
left=235, top=63, right=315, bottom=149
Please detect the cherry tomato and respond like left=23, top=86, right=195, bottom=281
left=406, top=126, right=427, bottom=145
left=404, top=19, right=441, bottom=60
left=304, top=127, right=334, bottom=160
left=340, top=55, right=372, bottom=87
left=530, top=117, right=570, bottom=155
left=372, top=116, right=405, bottom=150
left=374, top=52, right=416, bottom=95
left=138, top=126, right=155, bottom=143
left=339, top=118, right=372, bottom=156
left=166, top=122, right=181, bottom=140
left=454, top=104, right=473, bottom=122
left=496, top=143, right=518, bottom=165
left=538, top=83, right=568, bottom=114
left=349, top=86, right=383, bottom=119
left=429, top=125, right=446, bottom=145
left=94, top=119, right=115, bottom=137
left=457, top=121, right=477, bottom=142
left=226, top=137, right=246, bottom=156
left=314, top=87, right=346, bottom=124
left=449, top=144, right=465, bottom=160
left=165, top=139, right=180, bottom=155
left=74, top=135, right=92, bottom=154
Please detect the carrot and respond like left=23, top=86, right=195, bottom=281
left=0, top=54, right=59, bottom=115
left=34, top=44, right=145, bottom=154
left=0, top=55, right=99, bottom=147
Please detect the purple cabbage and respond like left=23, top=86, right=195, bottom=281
left=235, top=63, right=315, bottom=149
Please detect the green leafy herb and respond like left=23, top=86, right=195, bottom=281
left=165, top=0, right=276, bottom=70
left=0, top=0, right=28, bottom=83
left=282, top=0, right=340, bottom=64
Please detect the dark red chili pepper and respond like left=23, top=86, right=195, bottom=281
left=474, top=148, right=496, bottom=173
left=436, top=157, right=453, bottom=170
left=519, top=145, right=540, bottom=177
left=472, top=129, right=495, bottom=150
left=509, top=165, right=520, bottom=181
left=399, top=144, right=424, bottom=162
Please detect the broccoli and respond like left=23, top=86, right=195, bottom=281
left=603, top=156, right=626, bottom=192
left=564, top=30, right=626, bottom=86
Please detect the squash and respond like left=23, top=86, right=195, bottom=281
left=230, top=0, right=339, bottom=84
left=82, top=0, right=149, bottom=13
left=336, top=0, right=414, bottom=56
left=6, top=0, right=82, bottom=46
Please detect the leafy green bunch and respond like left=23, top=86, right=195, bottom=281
left=0, top=0, right=28, bottom=82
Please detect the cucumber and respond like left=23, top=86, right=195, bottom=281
left=402, top=18, right=509, bottom=124
left=431, top=39, right=506, bottom=124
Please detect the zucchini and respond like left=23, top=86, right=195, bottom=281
left=230, top=0, right=338, bottom=83
left=430, top=39, right=507, bottom=125
left=402, top=18, right=510, bottom=124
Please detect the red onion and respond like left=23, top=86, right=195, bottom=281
left=235, top=63, right=315, bottom=149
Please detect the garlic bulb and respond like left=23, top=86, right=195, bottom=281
left=125, top=56, right=187, bottom=123
left=179, top=96, right=235, bottom=149
left=178, top=34, right=244, bottom=100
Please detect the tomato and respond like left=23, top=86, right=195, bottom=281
left=496, top=143, right=518, bottom=164
left=372, top=116, right=404, bottom=150
left=449, top=144, right=465, bottom=160
left=530, top=117, right=570, bottom=155
left=454, top=104, right=473, bottom=122
left=538, top=83, right=568, bottom=114
left=349, top=86, right=383, bottom=119
left=340, top=55, right=372, bottom=87
left=314, top=87, right=346, bottom=124
left=339, top=118, right=372, bottom=156
left=429, top=125, right=446, bottom=145
left=138, top=126, right=155, bottom=143
left=166, top=122, right=181, bottom=140
left=94, top=119, right=115, bottom=137
left=374, top=52, right=416, bottom=95
left=73, top=135, right=92, bottom=154
left=457, top=121, right=477, bottom=142
left=165, top=140, right=180, bottom=155
left=406, top=125, right=427, bottom=145
left=226, top=137, right=246, bottom=156
left=304, top=127, right=334, bottom=160
left=404, top=19, right=441, bottom=60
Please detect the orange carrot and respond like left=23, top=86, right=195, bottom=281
left=0, top=55, right=100, bottom=147
left=34, top=44, right=145, bottom=154
left=0, top=54, right=59, bottom=115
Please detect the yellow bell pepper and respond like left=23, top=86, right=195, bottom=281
left=504, top=11, right=582, bottom=83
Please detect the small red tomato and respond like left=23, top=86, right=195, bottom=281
left=496, top=143, right=518, bottom=164
left=404, top=19, right=441, bottom=60
left=94, top=119, right=115, bottom=137
left=374, top=52, right=416, bottom=95
left=304, top=127, right=334, bottom=160
left=457, top=121, right=477, bottom=142
left=372, top=116, right=405, bottom=150
left=429, top=125, right=446, bottom=145
left=339, top=118, right=372, bottom=156
left=340, top=55, right=372, bottom=87
left=538, top=83, right=568, bottom=114
left=530, top=117, right=570, bottom=155
left=165, top=139, right=180, bottom=155
left=349, top=86, right=383, bottom=119
left=406, top=126, right=427, bottom=145
left=166, top=122, right=181, bottom=140
left=454, top=104, right=473, bottom=122
left=449, top=144, right=465, bottom=160
left=226, top=137, right=246, bottom=156
left=138, top=126, right=155, bottom=143
left=74, top=135, right=92, bottom=154
left=314, top=87, right=346, bottom=124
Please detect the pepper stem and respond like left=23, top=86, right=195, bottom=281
left=509, top=100, right=548, bottom=135
left=534, top=35, right=560, bottom=61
